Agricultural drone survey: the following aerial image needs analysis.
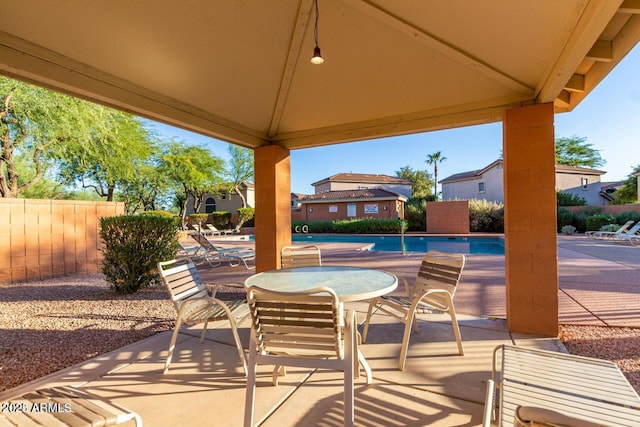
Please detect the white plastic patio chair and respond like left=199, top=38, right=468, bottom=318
left=280, top=245, right=322, bottom=268
left=158, top=259, right=248, bottom=375
left=362, top=250, right=466, bottom=370
left=244, top=285, right=357, bottom=427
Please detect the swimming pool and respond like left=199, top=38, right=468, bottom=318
left=289, top=234, right=505, bottom=255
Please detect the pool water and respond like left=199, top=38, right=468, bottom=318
left=288, top=234, right=505, bottom=255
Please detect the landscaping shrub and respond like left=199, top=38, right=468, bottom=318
left=556, top=191, right=586, bottom=206
left=561, top=225, right=577, bottom=235
left=236, top=208, right=254, bottom=229
left=292, top=219, right=404, bottom=234
left=405, top=198, right=426, bottom=231
left=557, top=207, right=574, bottom=231
left=189, top=213, right=208, bottom=228
left=585, top=214, right=616, bottom=232
left=210, top=211, right=233, bottom=229
left=99, top=215, right=179, bottom=294
left=468, top=199, right=504, bottom=232
left=615, top=211, right=640, bottom=225
left=140, top=210, right=175, bottom=219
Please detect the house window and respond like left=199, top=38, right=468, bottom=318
left=347, top=204, right=357, bottom=217
left=478, top=182, right=485, bottom=193
left=204, top=197, right=216, bottom=213
left=581, top=178, right=588, bottom=189
left=221, top=193, right=227, bottom=200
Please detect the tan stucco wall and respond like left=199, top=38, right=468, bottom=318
left=0, top=199, right=124, bottom=283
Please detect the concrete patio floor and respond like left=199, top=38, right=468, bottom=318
left=2, top=235, right=638, bottom=426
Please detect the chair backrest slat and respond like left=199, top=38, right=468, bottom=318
left=414, top=251, right=465, bottom=296
left=281, top=245, right=322, bottom=269
left=158, top=260, right=208, bottom=310
left=247, top=286, right=342, bottom=358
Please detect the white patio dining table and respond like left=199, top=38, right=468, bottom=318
left=245, top=265, right=398, bottom=382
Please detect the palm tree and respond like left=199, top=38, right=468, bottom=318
left=425, top=151, right=447, bottom=200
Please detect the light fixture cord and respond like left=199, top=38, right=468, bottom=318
left=314, top=0, right=320, bottom=48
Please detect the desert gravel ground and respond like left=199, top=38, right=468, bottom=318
left=1, top=273, right=639, bottom=394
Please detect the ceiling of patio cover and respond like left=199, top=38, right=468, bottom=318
left=1, top=1, right=639, bottom=149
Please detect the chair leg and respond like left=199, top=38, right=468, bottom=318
left=361, top=299, right=377, bottom=343
left=448, top=305, right=465, bottom=356
left=228, top=315, right=248, bottom=375
left=344, top=311, right=356, bottom=427
left=398, top=312, right=416, bottom=371
left=164, top=318, right=183, bottom=374
left=200, top=321, right=208, bottom=344
left=244, top=337, right=258, bottom=427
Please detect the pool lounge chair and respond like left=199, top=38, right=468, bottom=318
left=585, top=220, right=635, bottom=239
left=191, top=233, right=255, bottom=269
left=207, top=223, right=236, bottom=235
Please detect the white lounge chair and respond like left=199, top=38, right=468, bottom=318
left=585, top=220, right=635, bottom=239
left=191, top=233, right=255, bottom=269
left=207, top=223, right=235, bottom=235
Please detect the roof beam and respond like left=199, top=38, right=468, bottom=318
left=564, top=74, right=585, bottom=92
left=267, top=0, right=314, bottom=139
left=586, top=39, right=613, bottom=62
left=537, top=0, right=621, bottom=104
left=619, top=0, right=640, bottom=14
left=341, top=0, right=533, bottom=94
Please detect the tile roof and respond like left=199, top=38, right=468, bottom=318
left=299, top=188, right=407, bottom=203
left=311, top=173, right=412, bottom=186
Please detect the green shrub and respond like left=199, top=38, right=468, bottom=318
left=615, top=211, right=640, bottom=225
left=598, top=224, right=620, bottom=232
left=99, top=215, right=179, bottom=294
left=585, top=214, right=616, bottom=231
left=292, top=219, right=404, bottom=234
left=210, top=211, right=233, bottom=229
left=556, top=191, right=586, bottom=206
left=557, top=207, right=574, bottom=231
left=468, top=199, right=504, bottom=232
left=236, top=208, right=255, bottom=229
left=189, top=213, right=208, bottom=228
left=140, top=210, right=175, bottom=218
left=560, top=225, right=577, bottom=235
left=405, top=198, right=426, bottom=231
left=570, top=211, right=588, bottom=233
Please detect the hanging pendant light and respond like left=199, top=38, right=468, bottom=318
left=311, top=0, right=324, bottom=64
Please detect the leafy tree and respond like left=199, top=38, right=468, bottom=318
left=613, top=165, right=640, bottom=204
left=224, top=145, right=254, bottom=208
left=425, top=151, right=446, bottom=199
left=395, top=165, right=434, bottom=198
left=0, top=77, right=109, bottom=197
left=555, top=135, right=605, bottom=168
left=159, top=141, right=225, bottom=225
left=55, top=112, right=154, bottom=201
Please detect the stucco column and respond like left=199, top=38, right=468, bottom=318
left=503, top=103, right=558, bottom=336
left=254, top=145, right=292, bottom=272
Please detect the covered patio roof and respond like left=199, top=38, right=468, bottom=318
left=2, top=1, right=640, bottom=337
left=1, top=1, right=639, bottom=149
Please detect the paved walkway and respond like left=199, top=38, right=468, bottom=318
left=202, top=234, right=640, bottom=328
left=2, top=234, right=637, bottom=426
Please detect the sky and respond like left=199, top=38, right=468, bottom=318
left=151, top=43, right=640, bottom=195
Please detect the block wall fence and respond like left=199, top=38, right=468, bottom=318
left=0, top=199, right=125, bottom=284
left=426, top=201, right=470, bottom=234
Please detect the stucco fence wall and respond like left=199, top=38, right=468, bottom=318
left=0, top=199, right=125, bottom=284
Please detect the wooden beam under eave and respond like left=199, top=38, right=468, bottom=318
left=555, top=90, right=571, bottom=109
left=586, top=40, right=613, bottom=62
left=565, top=74, right=585, bottom=92
left=619, top=0, right=640, bottom=14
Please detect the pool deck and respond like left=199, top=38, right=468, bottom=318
left=2, top=234, right=638, bottom=426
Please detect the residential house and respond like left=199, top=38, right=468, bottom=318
left=186, top=182, right=255, bottom=215
left=440, top=160, right=609, bottom=205
left=291, top=173, right=412, bottom=222
left=293, top=188, right=408, bottom=223
left=311, top=173, right=413, bottom=198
